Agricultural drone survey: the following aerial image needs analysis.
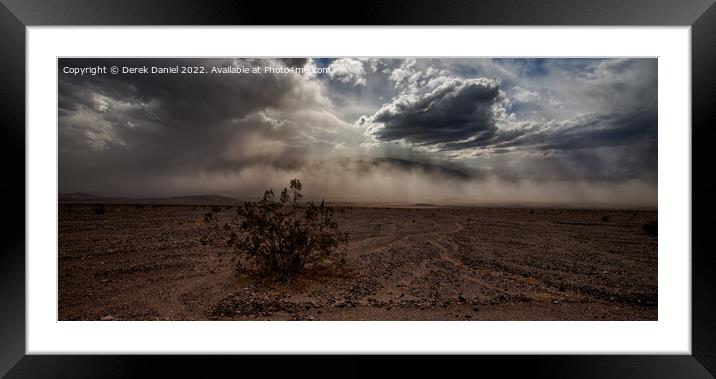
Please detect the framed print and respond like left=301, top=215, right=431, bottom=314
left=1, top=0, right=715, bottom=377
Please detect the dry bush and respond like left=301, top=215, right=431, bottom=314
left=227, top=179, right=347, bottom=281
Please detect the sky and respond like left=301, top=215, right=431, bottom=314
left=58, top=57, right=657, bottom=207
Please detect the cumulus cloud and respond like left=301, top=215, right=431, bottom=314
left=511, top=85, right=539, bottom=103
left=327, top=58, right=367, bottom=86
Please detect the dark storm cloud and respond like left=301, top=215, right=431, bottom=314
left=362, top=78, right=504, bottom=147
left=455, top=107, right=658, bottom=182
left=58, top=57, right=658, bottom=206
left=443, top=106, right=657, bottom=154
left=278, top=58, right=308, bottom=68
left=358, top=58, right=657, bottom=184
left=58, top=57, right=344, bottom=195
left=362, top=74, right=656, bottom=155
left=535, top=108, right=657, bottom=152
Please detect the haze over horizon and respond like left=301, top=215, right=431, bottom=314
left=58, top=58, right=657, bottom=207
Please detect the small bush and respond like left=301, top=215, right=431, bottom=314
left=642, top=220, right=658, bottom=236
left=227, top=179, right=346, bottom=281
left=91, top=205, right=106, bottom=215
left=602, top=215, right=610, bottom=222
left=211, top=205, right=222, bottom=213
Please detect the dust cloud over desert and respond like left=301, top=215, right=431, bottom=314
left=59, top=58, right=657, bottom=208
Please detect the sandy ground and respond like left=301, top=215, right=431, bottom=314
left=58, top=204, right=657, bottom=321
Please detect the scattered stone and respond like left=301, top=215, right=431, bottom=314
left=292, top=314, right=316, bottom=321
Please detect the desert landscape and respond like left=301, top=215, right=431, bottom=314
left=59, top=199, right=657, bottom=321
left=58, top=57, right=659, bottom=321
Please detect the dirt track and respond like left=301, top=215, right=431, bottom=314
left=58, top=204, right=657, bottom=320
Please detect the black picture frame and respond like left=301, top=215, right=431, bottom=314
left=1, top=0, right=714, bottom=377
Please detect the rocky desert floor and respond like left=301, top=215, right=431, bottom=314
left=58, top=204, right=657, bottom=321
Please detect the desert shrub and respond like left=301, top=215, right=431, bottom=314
left=204, top=212, right=213, bottom=222
left=211, top=205, right=222, bottom=213
left=642, top=220, right=658, bottom=236
left=226, top=179, right=347, bottom=280
left=91, top=205, right=106, bottom=215
left=602, top=215, right=610, bottom=222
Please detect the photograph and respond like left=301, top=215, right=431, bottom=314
left=3, top=0, right=711, bottom=374
left=57, top=57, right=658, bottom=321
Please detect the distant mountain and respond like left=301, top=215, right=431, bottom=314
left=148, top=194, right=241, bottom=205
left=58, top=193, right=241, bottom=205
left=59, top=192, right=105, bottom=202
left=59, top=192, right=130, bottom=203
left=371, top=157, right=471, bottom=181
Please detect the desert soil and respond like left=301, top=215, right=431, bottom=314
left=58, top=204, right=657, bottom=321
